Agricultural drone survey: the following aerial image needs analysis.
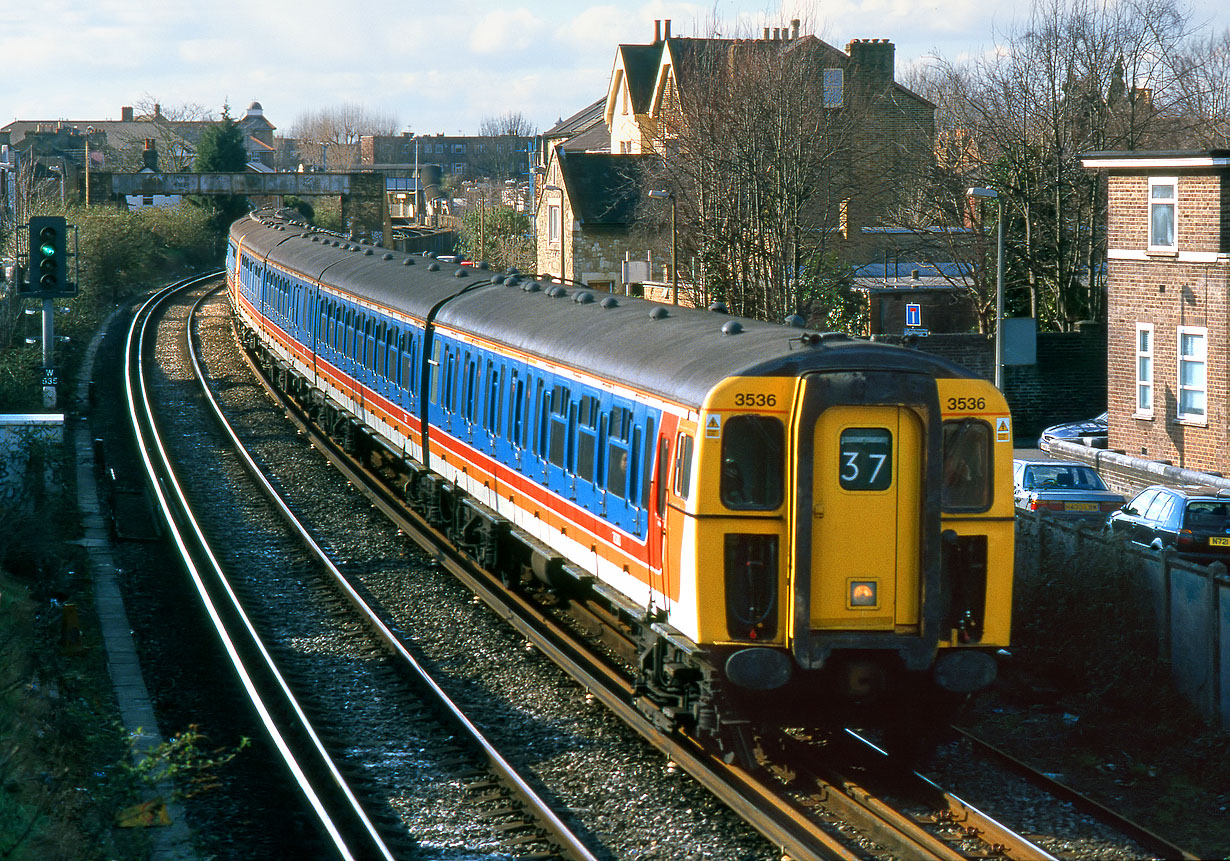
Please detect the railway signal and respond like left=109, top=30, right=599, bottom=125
left=22, top=216, right=77, bottom=298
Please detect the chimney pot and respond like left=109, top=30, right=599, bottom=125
left=792, top=18, right=800, bottom=39
left=654, top=19, right=660, bottom=42
left=663, top=19, right=671, bottom=39
left=764, top=27, right=770, bottom=40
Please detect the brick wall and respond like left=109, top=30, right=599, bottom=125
left=1102, top=169, right=1230, bottom=474
left=877, top=327, right=1107, bottom=438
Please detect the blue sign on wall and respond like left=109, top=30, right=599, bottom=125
left=905, top=303, right=921, bottom=328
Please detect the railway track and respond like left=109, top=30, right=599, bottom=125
left=116, top=274, right=1185, bottom=859
left=226, top=280, right=1170, bottom=860
left=125, top=276, right=599, bottom=859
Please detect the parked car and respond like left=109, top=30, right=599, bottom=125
left=1106, top=484, right=1230, bottom=560
left=1038, top=411, right=1108, bottom=450
left=1012, top=459, right=1125, bottom=519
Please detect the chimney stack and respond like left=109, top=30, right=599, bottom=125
left=654, top=19, right=660, bottom=42
left=664, top=19, right=671, bottom=39
left=142, top=139, right=159, bottom=172
left=122, top=106, right=134, bottom=122
left=792, top=19, right=800, bottom=39
left=846, top=39, right=896, bottom=86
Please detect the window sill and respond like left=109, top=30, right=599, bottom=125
left=1173, top=417, right=1208, bottom=428
left=1145, top=248, right=1179, bottom=257
left=1133, top=411, right=1154, bottom=421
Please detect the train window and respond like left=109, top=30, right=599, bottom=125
left=641, top=418, right=655, bottom=509
left=722, top=416, right=784, bottom=509
left=365, top=318, right=375, bottom=371
left=507, top=372, right=520, bottom=442
left=673, top=433, right=694, bottom=500
left=375, top=323, right=386, bottom=377
left=942, top=419, right=993, bottom=512
left=606, top=443, right=629, bottom=496
left=464, top=360, right=478, bottom=422
left=429, top=340, right=442, bottom=403
left=657, top=436, right=670, bottom=513
left=576, top=396, right=599, bottom=483
left=344, top=309, right=354, bottom=357
left=548, top=402, right=568, bottom=469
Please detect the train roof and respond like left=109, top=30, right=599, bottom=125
left=232, top=212, right=978, bottom=407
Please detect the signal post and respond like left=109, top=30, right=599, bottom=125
left=18, top=216, right=76, bottom=409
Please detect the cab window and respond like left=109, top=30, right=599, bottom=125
left=942, top=419, right=992, bottom=512
left=721, top=416, right=784, bottom=509
left=673, top=433, right=694, bottom=500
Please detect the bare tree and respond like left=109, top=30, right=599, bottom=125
left=479, top=112, right=535, bottom=137
left=1171, top=28, right=1230, bottom=147
left=901, top=0, right=1194, bottom=331
left=645, top=31, right=926, bottom=327
left=291, top=104, right=401, bottom=146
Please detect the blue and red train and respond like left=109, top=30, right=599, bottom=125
left=227, top=209, right=1014, bottom=757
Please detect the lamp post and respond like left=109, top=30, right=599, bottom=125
left=647, top=189, right=678, bottom=305
left=966, top=187, right=1005, bottom=391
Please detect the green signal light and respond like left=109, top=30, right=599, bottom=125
left=40, top=243, right=56, bottom=257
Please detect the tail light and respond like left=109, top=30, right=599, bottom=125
left=724, top=534, right=778, bottom=641
left=1028, top=499, right=1065, bottom=511
left=1177, top=529, right=1196, bottom=549
left=1100, top=501, right=1122, bottom=512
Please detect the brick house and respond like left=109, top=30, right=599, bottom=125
left=1082, top=150, right=1230, bottom=471
left=535, top=19, right=937, bottom=302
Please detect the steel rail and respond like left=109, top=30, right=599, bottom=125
left=950, top=726, right=1199, bottom=860
left=125, top=275, right=392, bottom=860
left=236, top=315, right=967, bottom=861
left=192, top=290, right=600, bottom=861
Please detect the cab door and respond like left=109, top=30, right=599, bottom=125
left=808, top=406, right=922, bottom=632
left=789, top=371, right=941, bottom=671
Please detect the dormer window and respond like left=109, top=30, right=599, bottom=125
left=1148, top=177, right=1176, bottom=251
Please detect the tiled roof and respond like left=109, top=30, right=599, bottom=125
left=559, top=152, right=657, bottom=226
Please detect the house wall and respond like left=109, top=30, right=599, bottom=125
left=1103, top=169, right=1230, bottom=473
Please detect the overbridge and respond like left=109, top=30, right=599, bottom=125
left=87, top=171, right=387, bottom=243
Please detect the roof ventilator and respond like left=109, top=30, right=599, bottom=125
left=363, top=248, right=374, bottom=255
left=403, top=258, right=415, bottom=266
left=722, top=320, right=743, bottom=335
left=454, top=269, right=469, bottom=277
left=524, top=281, right=542, bottom=293
left=427, top=262, right=440, bottom=271
left=383, top=253, right=394, bottom=260
left=601, top=297, right=619, bottom=309
left=709, top=302, right=728, bottom=314
left=574, top=291, right=595, bottom=304
left=650, top=307, right=669, bottom=320
left=784, top=314, right=806, bottom=328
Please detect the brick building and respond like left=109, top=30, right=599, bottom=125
left=535, top=19, right=938, bottom=301
left=1082, top=150, right=1230, bottom=471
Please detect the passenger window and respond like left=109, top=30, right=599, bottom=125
left=1127, top=490, right=1156, bottom=515
left=656, top=437, right=670, bottom=513
left=641, top=418, right=656, bottom=509
left=942, top=419, right=992, bottom=512
left=722, top=416, right=784, bottom=509
left=673, top=433, right=694, bottom=500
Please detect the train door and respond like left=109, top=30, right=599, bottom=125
left=789, top=371, right=940, bottom=670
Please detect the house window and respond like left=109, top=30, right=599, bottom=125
left=453, top=143, right=465, bottom=154
left=839, top=198, right=850, bottom=239
left=1149, top=177, right=1177, bottom=251
left=454, top=163, right=465, bottom=174
left=1177, top=326, right=1207, bottom=422
left=823, top=68, right=844, bottom=108
left=548, top=205, right=561, bottom=244
left=1135, top=323, right=1153, bottom=416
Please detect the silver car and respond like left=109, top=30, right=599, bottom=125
left=1012, top=459, right=1125, bottom=519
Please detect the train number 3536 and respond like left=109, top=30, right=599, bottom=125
left=946, top=397, right=986, bottom=411
left=734, top=393, right=777, bottom=407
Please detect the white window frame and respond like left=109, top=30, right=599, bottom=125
left=1148, top=176, right=1177, bottom=252
left=1176, top=325, right=1207, bottom=424
left=548, top=204, right=561, bottom=244
left=1135, top=323, right=1153, bottom=417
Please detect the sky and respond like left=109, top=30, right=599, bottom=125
left=4, top=0, right=1229, bottom=138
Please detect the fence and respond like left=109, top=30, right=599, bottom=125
left=1018, top=508, right=1230, bottom=729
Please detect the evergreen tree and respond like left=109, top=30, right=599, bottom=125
left=191, top=108, right=249, bottom=242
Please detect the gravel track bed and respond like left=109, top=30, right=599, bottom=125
left=97, top=285, right=1169, bottom=859
left=191, top=296, right=780, bottom=859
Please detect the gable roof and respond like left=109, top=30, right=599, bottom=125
left=558, top=151, right=658, bottom=226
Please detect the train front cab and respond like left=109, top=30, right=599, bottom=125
left=695, top=368, right=1013, bottom=723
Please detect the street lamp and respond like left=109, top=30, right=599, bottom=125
left=966, top=187, right=1005, bottom=391
left=647, top=189, right=678, bottom=305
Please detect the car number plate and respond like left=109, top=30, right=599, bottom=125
left=1065, top=502, right=1098, bottom=512
left=1209, top=536, right=1230, bottom=547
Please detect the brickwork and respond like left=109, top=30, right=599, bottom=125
left=1094, top=161, right=1230, bottom=474
left=876, top=328, right=1107, bottom=438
